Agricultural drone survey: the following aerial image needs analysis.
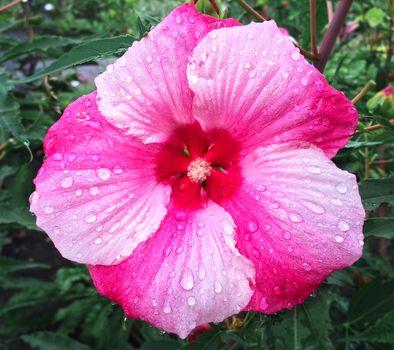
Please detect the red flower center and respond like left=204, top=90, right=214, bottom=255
left=155, top=122, right=242, bottom=209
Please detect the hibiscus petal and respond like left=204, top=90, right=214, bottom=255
left=217, top=142, right=364, bottom=313
left=187, top=21, right=358, bottom=158
left=89, top=200, right=254, bottom=338
left=95, top=4, right=239, bottom=143
left=30, top=92, right=171, bottom=265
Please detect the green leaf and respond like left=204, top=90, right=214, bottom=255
left=0, top=256, right=49, bottom=275
left=22, top=331, right=92, bottom=350
left=264, top=294, right=334, bottom=350
left=365, top=7, right=386, bottom=28
left=364, top=217, right=394, bottom=238
left=0, top=203, right=39, bottom=230
left=0, top=69, right=28, bottom=143
left=359, top=178, right=394, bottom=210
left=348, top=311, right=394, bottom=343
left=0, top=36, right=77, bottom=63
left=12, top=35, right=136, bottom=84
left=348, top=279, right=394, bottom=326
left=0, top=164, right=18, bottom=181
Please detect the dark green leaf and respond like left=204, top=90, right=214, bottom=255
left=364, top=217, right=394, bottom=238
left=22, top=331, right=92, bottom=350
left=348, top=279, right=394, bottom=326
left=12, top=35, right=136, bottom=84
left=348, top=311, right=394, bottom=343
left=0, top=203, right=39, bottom=230
left=359, top=178, right=394, bottom=210
left=0, top=36, right=77, bottom=63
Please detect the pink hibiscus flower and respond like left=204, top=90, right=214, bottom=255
left=30, top=4, right=365, bottom=338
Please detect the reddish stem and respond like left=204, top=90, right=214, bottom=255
left=314, top=0, right=353, bottom=72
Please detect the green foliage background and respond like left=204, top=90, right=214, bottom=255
left=0, top=0, right=393, bottom=349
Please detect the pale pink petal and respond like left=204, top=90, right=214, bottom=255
left=216, top=142, right=364, bottom=313
left=187, top=21, right=357, bottom=158
left=95, top=4, right=239, bottom=143
left=89, top=201, right=254, bottom=338
left=30, top=92, right=171, bottom=265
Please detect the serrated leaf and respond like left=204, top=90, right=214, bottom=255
left=364, top=217, right=394, bottom=238
left=359, top=178, right=394, bottom=210
left=264, top=294, right=334, bottom=350
left=0, top=69, right=28, bottom=143
left=0, top=36, right=77, bottom=63
left=348, top=311, right=394, bottom=343
left=21, top=331, right=92, bottom=350
left=348, top=279, right=394, bottom=326
left=12, top=35, right=136, bottom=84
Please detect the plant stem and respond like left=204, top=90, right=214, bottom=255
left=236, top=0, right=266, bottom=21
left=326, top=0, right=334, bottom=23
left=356, top=119, right=394, bottom=133
left=0, top=0, right=21, bottom=12
left=310, top=0, right=318, bottom=56
left=351, top=80, right=376, bottom=104
left=314, top=0, right=353, bottom=72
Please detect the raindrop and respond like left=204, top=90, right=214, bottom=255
left=180, top=270, right=194, bottom=290
left=247, top=219, right=259, bottom=233
left=135, top=88, right=142, bottom=95
left=60, top=176, right=74, bottom=189
left=85, top=214, right=97, bottom=223
left=289, top=213, right=303, bottom=223
left=75, top=189, right=83, bottom=197
left=305, top=166, right=322, bottom=174
left=189, top=75, right=198, bottom=84
left=330, top=198, right=343, bottom=206
left=95, top=238, right=102, bottom=245
left=303, top=201, right=325, bottom=214
left=214, top=281, right=223, bottom=294
left=222, top=220, right=233, bottom=235
left=338, top=220, right=350, bottom=232
left=335, top=235, right=344, bottom=243
left=146, top=55, right=153, bottom=63
left=30, top=192, right=40, bottom=205
left=187, top=296, right=196, bottom=306
left=273, top=286, right=281, bottom=295
left=90, top=186, right=99, bottom=196
left=281, top=71, right=289, bottom=79
left=113, top=166, right=123, bottom=174
left=53, top=153, right=63, bottom=161
left=290, top=51, right=301, bottom=61
left=335, top=183, right=347, bottom=194
left=302, top=262, right=312, bottom=271
left=163, top=302, right=172, bottom=314
left=300, top=77, right=308, bottom=86
left=44, top=206, right=54, bottom=214
left=97, top=168, right=111, bottom=181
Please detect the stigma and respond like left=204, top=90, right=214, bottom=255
left=187, top=158, right=212, bottom=183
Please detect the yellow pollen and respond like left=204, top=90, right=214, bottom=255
left=187, top=158, right=212, bottom=183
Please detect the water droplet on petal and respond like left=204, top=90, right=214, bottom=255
left=75, top=189, right=83, bottom=197
left=187, top=296, right=196, bottom=306
left=180, top=270, right=194, bottom=291
left=53, top=153, right=63, bottom=161
left=44, top=206, right=54, bottom=214
left=97, top=168, right=111, bottom=181
left=273, top=286, right=281, bottom=295
left=214, top=281, right=222, bottom=294
left=330, top=198, right=343, bottom=206
left=247, top=219, right=259, bottom=233
left=291, top=51, right=301, bottom=60
left=303, top=201, right=325, bottom=214
left=90, top=186, right=99, bottom=196
left=305, top=166, right=322, bottom=174
left=338, top=220, right=350, bottom=232
left=30, top=192, right=40, bottom=205
left=113, top=166, right=123, bottom=174
left=95, top=238, right=102, bottom=245
left=85, top=214, right=97, bottom=223
left=335, top=235, right=344, bottom=243
left=189, top=74, right=198, bottom=84
left=289, top=213, right=303, bottom=223
left=301, top=77, right=308, bottom=86
left=302, top=262, right=312, bottom=271
left=60, top=176, right=74, bottom=188
left=222, top=220, right=234, bottom=235
left=163, top=302, right=172, bottom=314
left=335, top=183, right=347, bottom=194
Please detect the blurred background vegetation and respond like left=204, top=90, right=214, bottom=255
left=0, top=0, right=393, bottom=349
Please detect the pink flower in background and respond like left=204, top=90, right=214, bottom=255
left=30, top=4, right=364, bottom=339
